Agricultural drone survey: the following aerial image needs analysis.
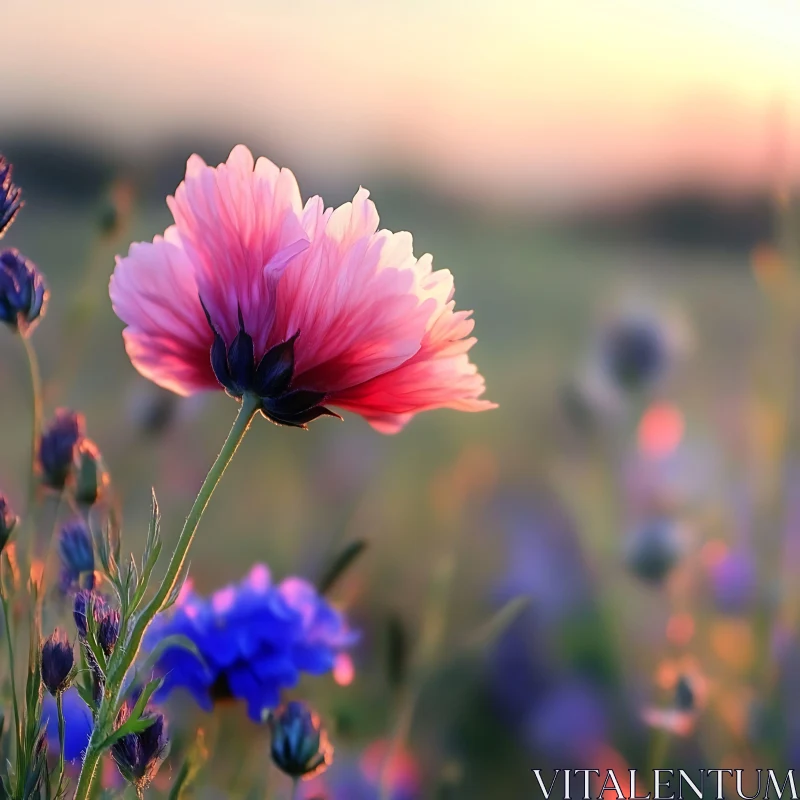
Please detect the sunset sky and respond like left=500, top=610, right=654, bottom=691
left=4, top=0, right=800, bottom=206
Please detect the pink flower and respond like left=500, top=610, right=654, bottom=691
left=110, top=146, right=494, bottom=432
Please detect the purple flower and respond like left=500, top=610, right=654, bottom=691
left=58, top=519, right=95, bottom=594
left=144, top=564, right=358, bottom=721
left=710, top=549, right=757, bottom=615
left=39, top=409, right=84, bottom=490
left=41, top=629, right=74, bottom=696
left=111, top=706, right=168, bottom=795
left=0, top=249, right=47, bottom=334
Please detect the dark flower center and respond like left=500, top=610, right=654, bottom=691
left=200, top=297, right=341, bottom=429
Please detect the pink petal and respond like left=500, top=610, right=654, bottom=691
left=110, top=234, right=215, bottom=395
left=167, top=145, right=309, bottom=355
left=272, top=189, right=435, bottom=392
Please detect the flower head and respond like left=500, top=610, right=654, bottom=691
left=111, top=146, right=494, bottom=432
left=269, top=701, right=332, bottom=780
left=624, top=517, right=684, bottom=584
left=144, top=564, right=357, bottom=721
left=0, top=156, right=23, bottom=238
left=41, top=629, right=74, bottom=696
left=73, top=589, right=108, bottom=638
left=39, top=409, right=84, bottom=489
left=97, top=608, right=120, bottom=656
left=74, top=439, right=108, bottom=506
left=0, top=494, right=18, bottom=553
left=58, top=519, right=95, bottom=593
left=111, top=706, right=168, bottom=796
left=0, top=249, right=47, bottom=334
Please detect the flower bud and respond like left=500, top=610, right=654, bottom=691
left=41, top=629, right=74, bottom=696
left=59, top=520, right=95, bottom=593
left=74, top=439, right=108, bottom=506
left=269, top=701, right=333, bottom=780
left=0, top=249, right=48, bottom=335
left=97, top=608, right=120, bottom=656
left=674, top=674, right=695, bottom=712
left=0, top=495, right=18, bottom=553
left=624, top=517, right=683, bottom=584
left=39, top=409, right=84, bottom=490
left=0, top=156, right=23, bottom=238
left=602, top=315, right=667, bottom=393
left=111, top=705, right=168, bottom=796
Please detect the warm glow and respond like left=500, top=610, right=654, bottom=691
left=3, top=0, right=800, bottom=205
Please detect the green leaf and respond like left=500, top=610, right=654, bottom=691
left=317, top=540, right=368, bottom=595
left=75, top=680, right=97, bottom=713
left=143, top=490, right=161, bottom=571
left=162, top=563, right=190, bottom=611
left=167, top=729, right=207, bottom=800
left=122, top=635, right=203, bottom=702
left=96, top=715, right=155, bottom=752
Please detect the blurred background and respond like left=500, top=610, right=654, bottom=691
left=3, top=0, right=800, bottom=797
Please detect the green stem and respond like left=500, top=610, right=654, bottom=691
left=20, top=333, right=42, bottom=511
left=73, top=395, right=259, bottom=800
left=0, top=587, right=20, bottom=753
left=291, top=778, right=300, bottom=800
left=378, top=548, right=456, bottom=800
left=56, top=691, right=65, bottom=787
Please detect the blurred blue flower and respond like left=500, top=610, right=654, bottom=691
left=42, top=688, right=93, bottom=764
left=58, top=519, right=95, bottom=593
left=0, top=249, right=47, bottom=334
left=39, top=409, right=84, bottom=490
left=524, top=680, right=608, bottom=761
left=0, top=156, right=23, bottom=238
left=601, top=313, right=668, bottom=392
left=624, top=517, right=683, bottom=584
left=145, top=564, right=358, bottom=721
left=710, top=548, right=757, bottom=615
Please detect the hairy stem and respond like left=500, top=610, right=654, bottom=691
left=57, top=691, right=65, bottom=787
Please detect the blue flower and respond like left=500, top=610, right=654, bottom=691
left=42, top=688, right=93, bottom=764
left=0, top=249, right=47, bottom=334
left=144, top=564, right=358, bottom=722
left=58, top=519, right=95, bottom=593
left=601, top=313, right=669, bottom=392
left=0, top=156, right=23, bottom=238
left=39, top=409, right=84, bottom=490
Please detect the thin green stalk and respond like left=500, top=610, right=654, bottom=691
left=0, top=589, right=20, bottom=752
left=20, top=333, right=42, bottom=509
left=56, top=691, right=66, bottom=787
left=73, top=395, right=259, bottom=800
left=378, top=547, right=457, bottom=800
left=290, top=778, right=300, bottom=800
